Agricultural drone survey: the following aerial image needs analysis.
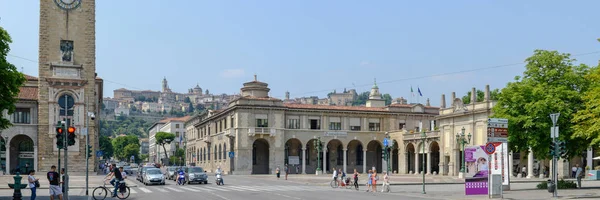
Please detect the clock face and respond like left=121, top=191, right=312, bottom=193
left=54, top=0, right=81, bottom=10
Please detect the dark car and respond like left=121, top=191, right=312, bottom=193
left=185, top=167, right=207, bottom=184
left=123, top=166, right=134, bottom=175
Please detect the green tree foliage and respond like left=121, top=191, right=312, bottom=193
left=155, top=132, right=175, bottom=159
left=382, top=94, right=392, bottom=106
left=99, top=136, right=114, bottom=159
left=492, top=50, right=591, bottom=159
left=572, top=66, right=600, bottom=145
left=99, top=116, right=154, bottom=137
left=0, top=27, right=26, bottom=131
left=123, top=143, right=140, bottom=163
left=352, top=91, right=393, bottom=106
left=184, top=97, right=191, bottom=103
left=111, top=135, right=140, bottom=161
left=169, top=148, right=185, bottom=165
left=461, top=89, right=501, bottom=104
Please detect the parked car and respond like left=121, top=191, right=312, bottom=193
left=185, top=167, right=207, bottom=184
left=130, top=163, right=139, bottom=168
left=143, top=168, right=165, bottom=185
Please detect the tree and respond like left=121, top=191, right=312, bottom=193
left=572, top=65, right=600, bottom=145
left=0, top=27, right=26, bottom=131
left=99, top=136, right=114, bottom=159
left=461, top=89, right=500, bottom=104
left=188, top=102, right=194, bottom=113
left=382, top=94, right=392, bottom=106
left=352, top=92, right=370, bottom=106
left=155, top=132, right=175, bottom=160
left=112, top=135, right=139, bottom=160
left=130, top=106, right=137, bottom=112
left=169, top=148, right=185, bottom=165
left=492, top=50, right=591, bottom=159
left=184, top=96, right=191, bottom=103
left=123, top=143, right=140, bottom=163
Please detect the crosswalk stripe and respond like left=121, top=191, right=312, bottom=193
left=138, top=187, right=152, bottom=193
left=236, top=185, right=261, bottom=191
left=153, top=187, right=168, bottom=192
left=206, top=185, right=230, bottom=191
left=129, top=188, right=138, bottom=194
left=224, top=186, right=249, bottom=191
left=179, top=187, right=201, bottom=192
left=164, top=187, right=183, bottom=192
left=190, top=186, right=212, bottom=192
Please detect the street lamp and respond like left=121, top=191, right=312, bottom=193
left=383, top=132, right=393, bottom=173
left=455, top=127, right=472, bottom=173
left=314, top=137, right=322, bottom=175
left=421, top=130, right=426, bottom=194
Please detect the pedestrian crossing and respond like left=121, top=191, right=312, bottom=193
left=128, top=185, right=343, bottom=194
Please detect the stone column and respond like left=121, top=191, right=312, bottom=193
left=587, top=147, right=593, bottom=169
left=404, top=152, right=409, bottom=174
left=343, top=149, right=347, bottom=173
left=415, top=152, right=419, bottom=174
left=5, top=140, right=10, bottom=175
left=427, top=151, right=432, bottom=175
left=323, top=147, right=327, bottom=174
left=509, top=151, right=514, bottom=177
left=34, top=146, right=38, bottom=171
left=527, top=148, right=534, bottom=178
left=363, top=150, right=367, bottom=173
left=302, top=148, right=307, bottom=174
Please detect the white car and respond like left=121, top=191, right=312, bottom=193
left=143, top=169, right=165, bottom=185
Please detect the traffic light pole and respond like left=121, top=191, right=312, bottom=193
left=85, top=98, right=90, bottom=196
left=550, top=113, right=559, bottom=198
left=63, top=94, right=70, bottom=200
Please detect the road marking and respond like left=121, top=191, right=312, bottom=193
left=236, top=185, right=261, bottom=191
left=206, top=185, right=230, bottom=191
left=138, top=187, right=152, bottom=193
left=164, top=187, right=183, bottom=192
left=129, top=188, right=138, bottom=194
left=153, top=187, right=168, bottom=192
left=190, top=186, right=212, bottom=192
left=179, top=186, right=201, bottom=192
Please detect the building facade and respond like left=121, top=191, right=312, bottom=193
left=186, top=76, right=438, bottom=174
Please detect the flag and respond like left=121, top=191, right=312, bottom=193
left=418, top=87, right=423, bottom=97
left=411, top=86, right=415, bottom=97
left=179, top=134, right=183, bottom=147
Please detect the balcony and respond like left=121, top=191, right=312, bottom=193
left=403, top=130, right=440, bottom=141
left=224, top=129, right=234, bottom=137
left=202, top=137, right=210, bottom=144
left=248, top=127, right=276, bottom=137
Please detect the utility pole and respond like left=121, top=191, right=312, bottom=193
left=550, top=113, right=560, bottom=198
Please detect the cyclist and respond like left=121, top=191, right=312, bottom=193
left=105, top=164, right=123, bottom=198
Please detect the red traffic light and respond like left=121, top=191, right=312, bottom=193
left=68, top=126, right=76, bottom=134
left=56, top=127, right=64, bottom=134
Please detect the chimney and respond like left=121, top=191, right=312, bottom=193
left=471, top=87, right=476, bottom=104
left=440, top=94, right=446, bottom=108
left=484, top=85, right=490, bottom=101
left=451, top=92, right=456, bottom=106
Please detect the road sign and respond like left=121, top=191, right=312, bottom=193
left=96, top=150, right=103, bottom=157
left=485, top=142, right=496, bottom=154
left=383, top=138, right=389, bottom=147
left=229, top=152, right=234, bottom=158
left=551, top=126, right=559, bottom=138
left=81, top=128, right=88, bottom=136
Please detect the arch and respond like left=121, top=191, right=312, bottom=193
left=252, top=139, right=270, bottom=174
left=285, top=139, right=303, bottom=174
left=405, top=143, right=415, bottom=174
left=391, top=140, right=399, bottom=174
left=346, top=140, right=364, bottom=173
left=305, top=139, right=320, bottom=174
left=325, top=139, right=344, bottom=173
left=430, top=141, right=440, bottom=174
left=366, top=140, right=383, bottom=173
left=9, top=135, right=34, bottom=174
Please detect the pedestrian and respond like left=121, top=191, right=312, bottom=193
left=575, top=164, right=583, bottom=188
left=276, top=166, right=280, bottom=179
left=47, top=165, right=63, bottom=200
left=366, top=170, right=372, bottom=192
left=353, top=169, right=359, bottom=190
left=372, top=170, right=378, bottom=192
left=28, top=170, right=39, bottom=200
left=521, top=166, right=526, bottom=177
left=284, top=164, right=289, bottom=180
left=572, top=165, right=577, bottom=178
left=60, top=168, right=65, bottom=193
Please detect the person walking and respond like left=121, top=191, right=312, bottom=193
left=575, top=164, right=583, bottom=188
left=28, top=170, right=39, bottom=200
left=47, top=166, right=63, bottom=200
left=366, top=170, right=372, bottom=192
left=353, top=169, right=359, bottom=190
left=572, top=166, right=577, bottom=178
left=371, top=170, right=378, bottom=192
left=276, top=166, right=280, bottom=179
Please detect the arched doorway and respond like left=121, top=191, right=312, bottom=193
left=252, top=139, right=270, bottom=174
left=391, top=140, right=399, bottom=174
left=367, top=140, right=382, bottom=173
left=430, top=141, right=440, bottom=174
left=285, top=139, right=303, bottom=174
left=0, top=137, right=6, bottom=173
left=346, top=140, right=363, bottom=173
left=405, top=143, right=415, bottom=174
left=9, top=135, right=34, bottom=174
left=326, top=139, right=343, bottom=173
left=417, top=142, right=427, bottom=174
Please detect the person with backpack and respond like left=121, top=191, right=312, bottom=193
left=28, top=170, right=39, bottom=200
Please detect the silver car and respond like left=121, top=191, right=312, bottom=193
left=143, top=169, right=165, bottom=185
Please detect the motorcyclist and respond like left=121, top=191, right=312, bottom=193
left=216, top=166, right=224, bottom=185
left=177, top=167, right=185, bottom=185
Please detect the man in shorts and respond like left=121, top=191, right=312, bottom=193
left=47, top=165, right=63, bottom=200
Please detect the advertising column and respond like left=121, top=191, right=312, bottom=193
left=464, top=145, right=489, bottom=195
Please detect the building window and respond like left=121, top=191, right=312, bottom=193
left=287, top=118, right=300, bottom=129
left=230, top=116, right=234, bottom=128
left=214, top=145, right=217, bottom=161
left=256, top=119, right=268, bottom=128
left=349, top=118, right=360, bottom=131
left=309, top=119, right=320, bottom=130
left=12, top=108, right=30, bottom=124
left=175, top=132, right=179, bottom=138
left=223, top=144, right=227, bottom=160
left=369, top=123, right=380, bottom=131
left=218, top=145, right=221, bottom=160
left=224, top=119, right=228, bottom=129
left=415, top=126, right=420, bottom=132
left=208, top=147, right=211, bottom=161
left=176, top=124, right=180, bottom=128
left=329, top=122, right=341, bottom=130
left=399, top=123, right=405, bottom=130
left=356, top=144, right=363, bottom=165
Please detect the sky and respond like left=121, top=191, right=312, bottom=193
left=1, top=0, right=599, bottom=106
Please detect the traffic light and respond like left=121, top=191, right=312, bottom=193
left=56, top=121, right=64, bottom=149
left=549, top=141, right=556, bottom=157
left=67, top=126, right=76, bottom=146
left=558, top=141, right=567, bottom=158
left=87, top=145, right=92, bottom=159
left=382, top=149, right=387, bottom=160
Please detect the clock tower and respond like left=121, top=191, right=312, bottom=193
left=38, top=0, right=101, bottom=172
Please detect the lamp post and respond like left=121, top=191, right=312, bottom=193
left=421, top=130, right=426, bottom=194
left=384, top=132, right=393, bottom=173
left=183, top=140, right=187, bottom=166
left=314, top=137, right=322, bottom=175
left=455, top=127, right=472, bottom=173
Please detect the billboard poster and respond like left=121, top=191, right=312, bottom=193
left=464, top=145, right=489, bottom=195
left=489, top=142, right=509, bottom=186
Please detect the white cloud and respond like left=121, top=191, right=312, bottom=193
left=360, top=61, right=371, bottom=66
left=220, top=69, right=245, bottom=78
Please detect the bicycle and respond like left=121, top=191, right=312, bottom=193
left=330, top=179, right=339, bottom=188
left=381, top=181, right=390, bottom=193
left=92, top=180, right=130, bottom=200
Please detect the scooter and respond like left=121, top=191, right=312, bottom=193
left=177, top=173, right=186, bottom=185
left=215, top=172, right=223, bottom=185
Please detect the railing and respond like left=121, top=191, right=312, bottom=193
left=248, top=127, right=276, bottom=137
left=402, top=130, right=440, bottom=140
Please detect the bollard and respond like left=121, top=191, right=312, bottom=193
left=547, top=179, right=555, bottom=193
left=8, top=172, right=27, bottom=200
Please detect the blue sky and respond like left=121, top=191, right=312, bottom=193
left=1, top=0, right=599, bottom=106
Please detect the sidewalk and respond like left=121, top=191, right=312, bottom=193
left=0, top=175, right=138, bottom=189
